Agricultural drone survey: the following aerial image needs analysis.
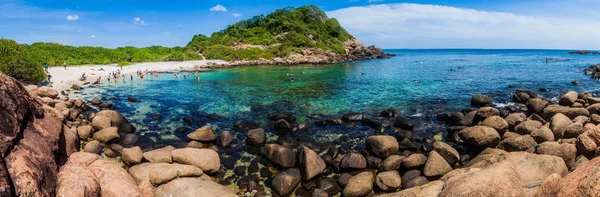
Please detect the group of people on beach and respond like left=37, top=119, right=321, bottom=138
left=173, top=71, right=201, bottom=81
left=42, top=61, right=67, bottom=83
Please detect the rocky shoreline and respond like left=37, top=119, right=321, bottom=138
left=3, top=70, right=600, bottom=197
left=222, top=38, right=395, bottom=66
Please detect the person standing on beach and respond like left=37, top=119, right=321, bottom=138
left=43, top=63, right=48, bottom=73
left=63, top=61, right=67, bottom=70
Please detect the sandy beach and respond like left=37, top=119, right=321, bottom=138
left=46, top=60, right=228, bottom=91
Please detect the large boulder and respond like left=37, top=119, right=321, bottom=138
left=0, top=72, right=64, bottom=197
left=375, top=170, right=402, bottom=192
left=375, top=181, right=443, bottom=197
left=514, top=120, right=542, bottom=135
left=365, top=135, right=399, bottom=158
left=473, top=107, right=500, bottom=124
left=56, top=152, right=102, bottom=197
left=149, top=163, right=204, bottom=185
left=171, top=148, right=220, bottom=174
left=343, top=171, right=374, bottom=197
left=219, top=131, right=233, bottom=148
left=458, top=126, right=500, bottom=148
left=92, top=127, right=119, bottom=143
left=59, top=126, right=80, bottom=157
left=95, top=110, right=128, bottom=127
left=154, top=177, right=236, bottom=197
left=271, top=168, right=302, bottom=196
left=247, top=128, right=266, bottom=146
left=527, top=98, right=549, bottom=115
left=77, top=125, right=93, bottom=140
left=88, top=159, right=143, bottom=197
left=504, top=113, right=527, bottom=130
left=423, top=151, right=452, bottom=177
left=402, top=153, right=427, bottom=169
left=559, top=91, right=578, bottom=106
left=264, top=144, right=297, bottom=168
left=380, top=155, right=404, bottom=171
left=550, top=113, right=573, bottom=139
left=297, top=146, right=325, bottom=181
left=471, top=94, right=493, bottom=107
left=432, top=141, right=460, bottom=165
left=550, top=157, right=600, bottom=196
left=143, top=145, right=175, bottom=163
left=121, top=146, right=143, bottom=166
left=91, top=116, right=111, bottom=130
left=339, top=153, right=367, bottom=171
left=497, top=134, right=537, bottom=153
left=535, top=142, right=577, bottom=169
left=439, top=161, right=525, bottom=197
left=586, top=103, right=600, bottom=115
left=543, top=104, right=589, bottom=120
left=479, top=116, right=508, bottom=134
left=187, top=125, right=217, bottom=142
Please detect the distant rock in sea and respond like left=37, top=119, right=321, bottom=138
left=569, top=50, right=600, bottom=55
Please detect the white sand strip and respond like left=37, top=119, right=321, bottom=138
left=46, top=60, right=228, bottom=92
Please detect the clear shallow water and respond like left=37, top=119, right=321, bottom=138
left=78, top=49, right=600, bottom=147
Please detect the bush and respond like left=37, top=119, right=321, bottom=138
left=0, top=39, right=46, bottom=83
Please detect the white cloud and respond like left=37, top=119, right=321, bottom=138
left=327, top=3, right=600, bottom=49
left=89, top=34, right=95, bottom=38
left=66, top=14, right=79, bottom=20
left=210, top=4, right=227, bottom=12
left=133, top=17, right=144, bottom=25
left=232, top=12, right=242, bottom=17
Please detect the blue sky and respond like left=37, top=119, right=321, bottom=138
left=1, top=0, right=600, bottom=49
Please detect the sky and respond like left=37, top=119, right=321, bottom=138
left=1, top=0, right=600, bottom=49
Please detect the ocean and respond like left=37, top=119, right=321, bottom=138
left=78, top=49, right=600, bottom=148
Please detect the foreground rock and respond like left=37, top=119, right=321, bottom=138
left=343, top=171, right=374, bottom=197
left=154, top=177, right=236, bottom=197
left=546, top=157, right=600, bottom=196
left=440, top=161, right=524, bottom=196
left=271, top=168, right=301, bottom=196
left=171, top=148, right=220, bottom=174
left=297, top=146, right=326, bottom=181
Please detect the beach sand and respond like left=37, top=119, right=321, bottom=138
left=46, top=60, right=228, bottom=91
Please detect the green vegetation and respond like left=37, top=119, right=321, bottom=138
left=0, top=39, right=47, bottom=83
left=186, top=5, right=353, bottom=61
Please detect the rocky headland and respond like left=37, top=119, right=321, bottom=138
left=3, top=67, right=600, bottom=197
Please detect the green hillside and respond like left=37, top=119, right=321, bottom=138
left=186, top=5, right=353, bottom=61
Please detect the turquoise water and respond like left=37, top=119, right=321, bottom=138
left=79, top=49, right=600, bottom=147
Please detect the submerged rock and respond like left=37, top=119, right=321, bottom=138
left=271, top=168, right=302, bottom=196
left=297, top=146, right=326, bottom=181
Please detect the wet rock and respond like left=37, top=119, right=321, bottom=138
left=337, top=173, right=352, bottom=187
left=342, top=112, right=364, bottom=121
left=234, top=120, right=260, bottom=131
left=259, top=167, right=272, bottom=178
left=498, top=134, right=537, bottom=152
left=379, top=108, right=397, bottom=118
left=118, top=123, right=135, bottom=133
left=423, top=151, right=452, bottom=177
left=439, top=161, right=524, bottom=196
left=394, top=116, right=413, bottom=130
left=316, top=177, right=341, bottom=196
left=95, top=110, right=127, bottom=127
left=154, top=177, right=236, bottom=197
left=264, top=144, right=297, bottom=168
left=182, top=116, right=193, bottom=124
left=143, top=145, right=175, bottom=163
left=77, top=125, right=93, bottom=140
left=432, top=141, right=459, bottom=165
left=124, top=96, right=136, bottom=103
left=365, top=135, right=399, bottom=158
left=559, top=91, right=578, bottom=106
left=84, top=140, right=104, bottom=154
left=171, top=148, right=220, bottom=174
left=121, top=146, right=143, bottom=166
left=92, top=127, right=119, bottom=143
left=234, top=166, right=246, bottom=176
left=366, top=155, right=382, bottom=169
left=91, top=97, right=101, bottom=105
left=187, top=125, right=217, bottom=142
left=91, top=116, right=111, bottom=130
left=247, top=128, right=266, bottom=146
left=339, top=153, right=367, bottom=171
left=271, top=168, right=301, bottom=196
left=376, top=170, right=402, bottom=192
left=395, top=129, right=413, bottom=141
left=535, top=142, right=577, bottom=169
left=458, top=126, right=500, bottom=148
left=297, top=146, right=326, bottom=181
left=402, top=153, right=427, bottom=169
left=513, top=89, right=537, bottom=103
left=471, top=94, right=493, bottom=107
left=343, top=171, right=374, bottom=197
left=274, top=119, right=292, bottom=131
left=219, top=131, right=233, bottom=148
left=121, top=133, right=139, bottom=145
